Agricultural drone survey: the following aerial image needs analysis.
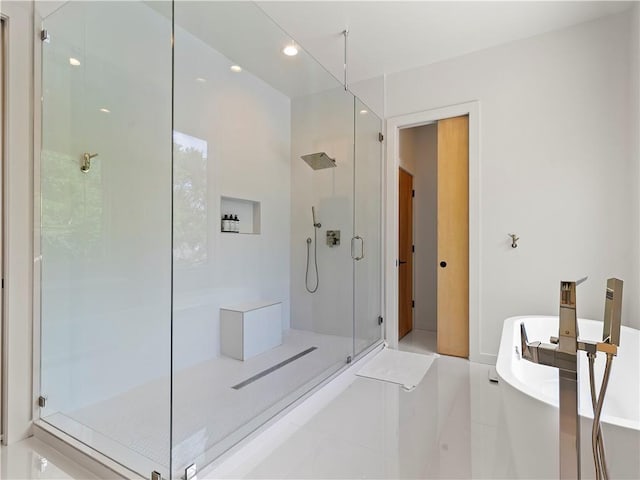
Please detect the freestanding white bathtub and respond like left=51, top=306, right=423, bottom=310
left=496, top=316, right=640, bottom=479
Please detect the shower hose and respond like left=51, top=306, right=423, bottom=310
left=305, top=229, right=319, bottom=293
left=588, top=351, right=615, bottom=480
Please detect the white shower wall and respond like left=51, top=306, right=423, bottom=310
left=290, top=89, right=355, bottom=339
left=172, top=20, right=292, bottom=371
left=40, top=2, right=174, bottom=413
left=40, top=2, right=294, bottom=414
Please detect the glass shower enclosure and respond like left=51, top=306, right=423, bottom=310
left=36, top=1, right=383, bottom=477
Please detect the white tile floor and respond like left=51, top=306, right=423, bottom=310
left=204, top=339, right=517, bottom=480
left=217, top=355, right=517, bottom=479
left=398, top=329, right=437, bottom=355
left=8, top=336, right=518, bottom=479
left=0, top=437, right=98, bottom=479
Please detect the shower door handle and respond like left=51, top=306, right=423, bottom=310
left=351, top=236, right=364, bottom=261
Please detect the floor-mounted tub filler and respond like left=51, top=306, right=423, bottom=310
left=497, top=279, right=640, bottom=480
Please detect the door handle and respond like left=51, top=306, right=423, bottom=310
left=440, top=261, right=447, bottom=268
left=398, top=260, right=407, bottom=265
left=351, top=236, right=364, bottom=261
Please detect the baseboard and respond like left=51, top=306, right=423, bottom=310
left=33, top=421, right=143, bottom=480
left=470, top=351, right=497, bottom=365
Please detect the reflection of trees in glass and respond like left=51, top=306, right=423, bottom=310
left=173, top=132, right=208, bottom=266
left=41, top=150, right=104, bottom=256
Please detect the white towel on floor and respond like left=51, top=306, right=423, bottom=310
left=356, top=348, right=436, bottom=390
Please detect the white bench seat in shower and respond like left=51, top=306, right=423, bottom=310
left=220, top=301, right=282, bottom=360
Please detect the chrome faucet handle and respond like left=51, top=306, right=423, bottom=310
left=520, top=323, right=541, bottom=363
left=558, top=277, right=587, bottom=354
left=520, top=322, right=560, bottom=368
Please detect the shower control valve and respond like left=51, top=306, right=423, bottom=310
left=326, top=230, right=340, bottom=247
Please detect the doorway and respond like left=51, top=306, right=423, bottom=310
left=396, top=116, right=469, bottom=358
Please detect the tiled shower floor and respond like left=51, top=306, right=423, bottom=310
left=42, top=329, right=369, bottom=475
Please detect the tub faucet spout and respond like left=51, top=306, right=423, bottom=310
left=519, top=322, right=539, bottom=362
left=520, top=322, right=556, bottom=366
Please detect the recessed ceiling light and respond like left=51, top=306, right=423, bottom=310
left=283, top=45, right=298, bottom=57
left=69, top=57, right=81, bottom=66
left=359, top=109, right=368, bottom=115
left=99, top=108, right=110, bottom=113
left=195, top=77, right=206, bottom=83
left=230, top=65, right=242, bottom=73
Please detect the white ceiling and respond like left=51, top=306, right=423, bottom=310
left=41, top=1, right=633, bottom=101
left=256, top=1, right=634, bottom=84
left=171, top=2, right=343, bottom=98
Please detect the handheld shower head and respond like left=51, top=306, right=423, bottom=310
left=603, top=278, right=623, bottom=346
left=312, top=206, right=321, bottom=228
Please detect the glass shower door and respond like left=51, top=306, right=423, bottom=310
left=354, top=98, right=384, bottom=357
left=38, top=2, right=173, bottom=476
left=170, top=2, right=357, bottom=475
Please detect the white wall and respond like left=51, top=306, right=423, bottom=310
left=36, top=1, right=293, bottom=418
left=172, top=14, right=291, bottom=370
left=290, top=88, right=383, bottom=350
left=399, top=128, right=417, bottom=174
left=39, top=1, right=173, bottom=414
left=350, top=76, right=385, bottom=119
left=387, top=11, right=639, bottom=357
left=1, top=0, right=35, bottom=444
left=631, top=4, right=640, bottom=334
left=414, top=125, right=438, bottom=332
left=290, top=87, right=355, bottom=339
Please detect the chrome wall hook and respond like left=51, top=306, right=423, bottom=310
left=81, top=152, right=99, bottom=173
left=508, top=233, right=519, bottom=248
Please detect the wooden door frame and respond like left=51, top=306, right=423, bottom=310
left=385, top=101, right=491, bottom=364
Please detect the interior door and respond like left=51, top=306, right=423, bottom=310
left=398, top=168, right=413, bottom=339
left=437, top=115, right=469, bottom=358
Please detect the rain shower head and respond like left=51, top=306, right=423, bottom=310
left=301, top=152, right=336, bottom=170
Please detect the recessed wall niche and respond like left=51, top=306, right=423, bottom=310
left=220, top=196, right=261, bottom=234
